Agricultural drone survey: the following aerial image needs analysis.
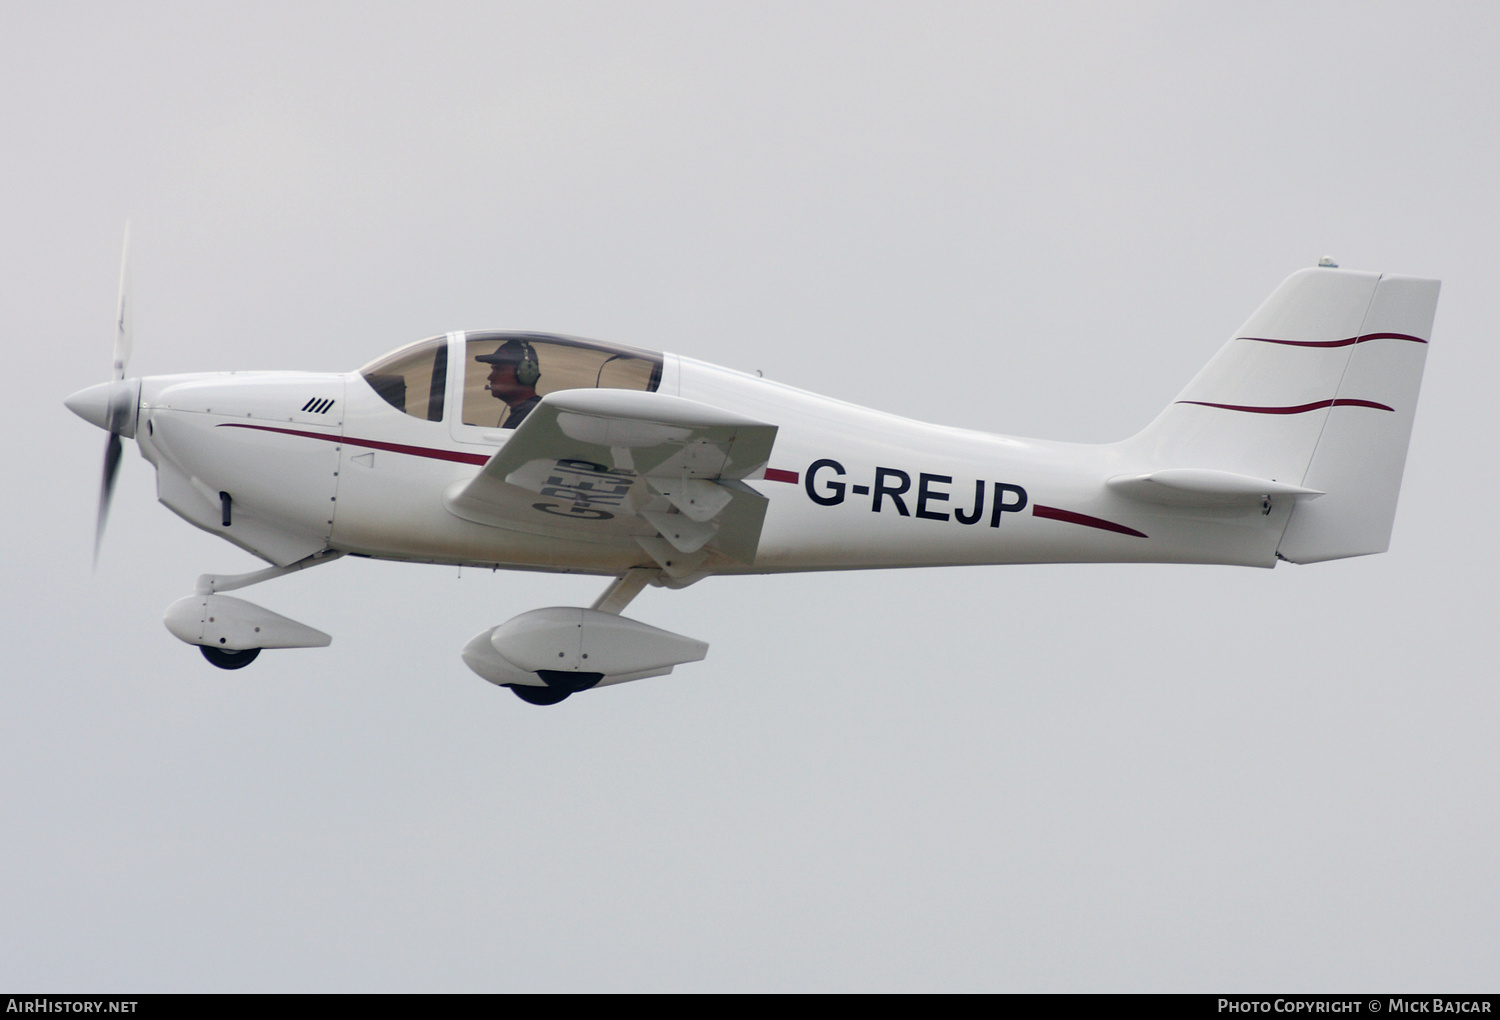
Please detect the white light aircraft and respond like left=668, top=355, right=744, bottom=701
left=66, top=245, right=1438, bottom=704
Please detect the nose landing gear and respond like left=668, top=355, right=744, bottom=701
left=164, top=551, right=342, bottom=669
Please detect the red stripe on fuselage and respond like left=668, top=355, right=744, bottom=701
left=220, top=427, right=816, bottom=483
left=216, top=423, right=491, bottom=465
left=1032, top=505, right=1147, bottom=538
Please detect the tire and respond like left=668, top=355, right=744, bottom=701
left=200, top=645, right=261, bottom=670
left=536, top=670, right=604, bottom=693
left=508, top=684, right=573, bottom=705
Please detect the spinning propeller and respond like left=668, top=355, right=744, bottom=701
left=64, top=225, right=140, bottom=566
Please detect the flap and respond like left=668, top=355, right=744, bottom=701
left=445, top=390, right=778, bottom=570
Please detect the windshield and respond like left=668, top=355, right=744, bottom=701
left=357, top=336, right=448, bottom=421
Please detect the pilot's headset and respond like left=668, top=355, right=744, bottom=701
left=513, top=339, right=541, bottom=387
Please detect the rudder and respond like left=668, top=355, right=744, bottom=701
left=1276, top=274, right=1437, bottom=562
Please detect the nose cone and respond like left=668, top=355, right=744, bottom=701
left=65, top=382, right=114, bottom=431
left=65, top=379, right=140, bottom=436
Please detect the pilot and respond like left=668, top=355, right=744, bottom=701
left=475, top=338, right=542, bottom=429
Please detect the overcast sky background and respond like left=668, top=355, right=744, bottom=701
left=3, top=2, right=1497, bottom=992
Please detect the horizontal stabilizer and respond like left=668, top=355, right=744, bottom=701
left=1107, top=469, right=1323, bottom=506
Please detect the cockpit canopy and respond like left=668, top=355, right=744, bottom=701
left=358, top=331, right=663, bottom=428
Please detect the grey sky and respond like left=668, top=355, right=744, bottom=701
left=4, top=2, right=1497, bottom=991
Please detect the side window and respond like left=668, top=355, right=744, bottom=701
left=462, top=333, right=662, bottom=429
left=358, top=336, right=448, bottom=421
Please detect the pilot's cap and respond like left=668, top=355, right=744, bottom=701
left=475, top=339, right=532, bottom=365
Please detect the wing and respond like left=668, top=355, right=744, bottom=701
left=443, top=389, right=778, bottom=576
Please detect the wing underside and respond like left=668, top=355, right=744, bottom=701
left=444, top=389, right=778, bottom=577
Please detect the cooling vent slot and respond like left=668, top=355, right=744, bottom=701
left=301, top=398, right=336, bottom=414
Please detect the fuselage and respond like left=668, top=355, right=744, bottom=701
left=129, top=332, right=1292, bottom=576
left=64, top=267, right=1438, bottom=695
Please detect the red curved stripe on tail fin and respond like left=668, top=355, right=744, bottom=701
left=1238, top=332, right=1427, bottom=347
left=1175, top=398, right=1394, bottom=414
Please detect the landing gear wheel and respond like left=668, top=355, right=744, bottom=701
left=201, top=645, right=261, bottom=670
left=508, top=684, right=573, bottom=705
left=506, top=672, right=604, bottom=705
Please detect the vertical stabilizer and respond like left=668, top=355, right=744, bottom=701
left=1125, top=267, right=1436, bottom=563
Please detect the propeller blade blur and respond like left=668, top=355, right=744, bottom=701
left=112, top=222, right=131, bottom=381
left=95, top=432, right=122, bottom=569
left=93, top=224, right=132, bottom=568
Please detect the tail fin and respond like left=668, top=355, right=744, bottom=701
left=1126, top=267, right=1437, bottom=563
